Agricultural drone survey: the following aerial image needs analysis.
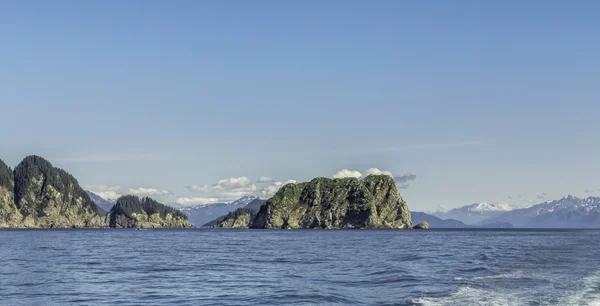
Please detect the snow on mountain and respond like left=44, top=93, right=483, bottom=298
left=432, top=203, right=513, bottom=225
left=479, top=195, right=600, bottom=228
left=179, top=195, right=259, bottom=226
left=469, top=203, right=513, bottom=213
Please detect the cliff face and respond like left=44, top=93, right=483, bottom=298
left=0, top=156, right=107, bottom=228
left=109, top=195, right=192, bottom=228
left=0, top=160, right=22, bottom=228
left=216, top=175, right=412, bottom=229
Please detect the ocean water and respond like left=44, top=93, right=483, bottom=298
left=1, top=229, right=599, bottom=305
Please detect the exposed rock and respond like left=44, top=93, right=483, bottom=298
left=246, top=175, right=411, bottom=229
left=0, top=160, right=23, bottom=228
left=109, top=195, right=192, bottom=228
left=1, top=156, right=107, bottom=228
left=413, top=221, right=430, bottom=229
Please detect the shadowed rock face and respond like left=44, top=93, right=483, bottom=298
left=109, top=195, right=192, bottom=228
left=241, top=175, right=411, bottom=229
left=0, top=159, right=22, bottom=228
left=413, top=221, right=430, bottom=229
left=0, top=156, right=107, bottom=228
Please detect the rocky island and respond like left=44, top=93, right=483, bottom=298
left=109, top=195, right=192, bottom=228
left=0, top=155, right=190, bottom=229
left=212, top=175, right=413, bottom=229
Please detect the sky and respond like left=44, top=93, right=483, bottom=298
left=1, top=1, right=599, bottom=211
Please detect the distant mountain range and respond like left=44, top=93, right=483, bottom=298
left=410, top=212, right=472, bottom=228
left=178, top=195, right=259, bottom=226
left=432, top=196, right=600, bottom=228
left=432, top=203, right=513, bottom=225
left=478, top=195, right=600, bottom=228
left=86, top=191, right=117, bottom=212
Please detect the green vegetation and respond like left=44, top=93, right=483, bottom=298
left=250, top=175, right=411, bottom=229
left=12, top=155, right=99, bottom=216
left=0, top=159, right=13, bottom=190
left=111, top=195, right=188, bottom=220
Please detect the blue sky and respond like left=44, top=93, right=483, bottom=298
left=1, top=1, right=599, bottom=210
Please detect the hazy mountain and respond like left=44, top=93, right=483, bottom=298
left=203, top=198, right=266, bottom=227
left=86, top=190, right=117, bottom=212
left=433, top=203, right=513, bottom=225
left=179, top=195, right=258, bottom=226
left=411, top=212, right=473, bottom=228
left=479, top=195, right=600, bottom=228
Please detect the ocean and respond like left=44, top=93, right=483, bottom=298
left=0, top=229, right=599, bottom=305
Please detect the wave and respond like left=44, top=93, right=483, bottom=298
left=561, top=270, right=600, bottom=306
left=411, top=287, right=523, bottom=306
left=454, top=270, right=522, bottom=281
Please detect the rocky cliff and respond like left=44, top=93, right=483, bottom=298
left=0, top=156, right=107, bottom=228
left=215, top=175, right=412, bottom=229
left=0, top=160, right=22, bottom=227
left=109, top=195, right=192, bottom=228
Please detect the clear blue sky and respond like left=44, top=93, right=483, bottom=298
left=1, top=1, right=599, bottom=210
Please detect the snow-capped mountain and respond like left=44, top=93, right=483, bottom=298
left=179, top=195, right=259, bottom=226
left=479, top=195, right=600, bottom=228
left=86, top=190, right=117, bottom=212
left=432, top=203, right=513, bottom=225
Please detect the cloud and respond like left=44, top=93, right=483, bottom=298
left=128, top=187, right=171, bottom=197
left=186, top=177, right=258, bottom=200
left=365, top=168, right=393, bottom=177
left=175, top=197, right=221, bottom=207
left=584, top=189, right=596, bottom=193
left=393, top=173, right=417, bottom=189
left=331, top=168, right=417, bottom=189
left=330, top=140, right=491, bottom=155
left=394, top=173, right=417, bottom=184
left=185, top=176, right=299, bottom=201
left=260, top=180, right=297, bottom=197
left=536, top=192, right=547, bottom=200
left=85, top=185, right=122, bottom=200
left=332, top=169, right=362, bottom=179
left=56, top=153, right=160, bottom=164
left=257, top=176, right=274, bottom=183
left=530, top=192, right=548, bottom=203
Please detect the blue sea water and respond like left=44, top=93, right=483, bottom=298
left=0, top=229, right=599, bottom=305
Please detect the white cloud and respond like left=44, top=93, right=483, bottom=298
left=175, top=197, right=221, bottom=207
left=260, top=180, right=297, bottom=197
left=185, top=176, right=298, bottom=201
left=258, top=176, right=274, bottom=183
left=84, top=185, right=121, bottom=192
left=85, top=185, right=122, bottom=200
left=128, top=187, right=171, bottom=197
left=332, top=169, right=362, bottom=179
left=186, top=177, right=258, bottom=200
left=365, top=168, right=393, bottom=177
left=94, top=191, right=121, bottom=200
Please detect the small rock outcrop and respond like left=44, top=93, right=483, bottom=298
left=109, top=195, right=192, bottom=228
left=212, top=175, right=411, bottom=229
left=1, top=156, right=107, bottom=228
left=413, top=221, right=430, bottom=229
